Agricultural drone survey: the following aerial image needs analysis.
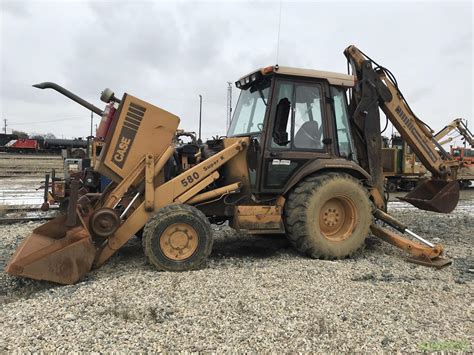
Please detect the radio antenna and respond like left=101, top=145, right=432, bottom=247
left=276, top=0, right=282, bottom=64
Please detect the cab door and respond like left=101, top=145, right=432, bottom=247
left=258, top=78, right=335, bottom=193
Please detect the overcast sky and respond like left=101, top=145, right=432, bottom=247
left=1, top=0, right=472, bottom=145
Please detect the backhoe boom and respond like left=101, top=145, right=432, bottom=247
left=344, top=45, right=458, bottom=180
left=344, top=45, right=460, bottom=213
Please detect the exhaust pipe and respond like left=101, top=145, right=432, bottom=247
left=33, top=82, right=104, bottom=116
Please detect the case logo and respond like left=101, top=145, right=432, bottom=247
left=112, top=101, right=146, bottom=168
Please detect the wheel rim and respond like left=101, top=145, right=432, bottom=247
left=319, top=196, right=357, bottom=241
left=159, top=223, right=199, bottom=260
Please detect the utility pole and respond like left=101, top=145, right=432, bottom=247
left=3, top=118, right=6, bottom=134
left=90, top=111, right=93, bottom=137
left=226, top=82, right=232, bottom=131
left=198, top=94, right=202, bottom=143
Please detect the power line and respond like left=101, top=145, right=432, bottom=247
left=198, top=94, right=202, bottom=143
left=9, top=117, right=86, bottom=126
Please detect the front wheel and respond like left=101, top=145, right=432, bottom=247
left=142, top=204, right=213, bottom=271
left=285, top=173, right=372, bottom=259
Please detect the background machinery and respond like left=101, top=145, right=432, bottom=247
left=6, top=45, right=463, bottom=284
left=434, top=118, right=473, bottom=148
left=380, top=118, right=473, bottom=191
left=434, top=118, right=473, bottom=188
left=382, top=134, right=426, bottom=192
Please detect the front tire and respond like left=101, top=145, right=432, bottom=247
left=142, top=204, right=213, bottom=271
left=285, top=173, right=372, bottom=259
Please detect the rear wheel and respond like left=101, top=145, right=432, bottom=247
left=386, top=179, right=397, bottom=193
left=459, top=180, right=471, bottom=189
left=285, top=173, right=372, bottom=259
left=142, top=204, right=213, bottom=271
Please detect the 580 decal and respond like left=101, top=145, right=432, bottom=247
left=181, top=172, right=200, bottom=187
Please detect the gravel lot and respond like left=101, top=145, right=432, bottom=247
left=1, top=192, right=472, bottom=352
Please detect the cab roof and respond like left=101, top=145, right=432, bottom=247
left=238, top=66, right=356, bottom=88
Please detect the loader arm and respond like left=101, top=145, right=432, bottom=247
left=95, top=138, right=247, bottom=265
left=344, top=45, right=460, bottom=213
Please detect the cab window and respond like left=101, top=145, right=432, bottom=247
left=271, top=81, right=325, bottom=150
left=294, top=85, right=324, bottom=149
left=228, top=81, right=270, bottom=136
left=330, top=86, right=354, bottom=158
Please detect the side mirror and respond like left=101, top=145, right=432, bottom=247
left=273, top=98, right=291, bottom=146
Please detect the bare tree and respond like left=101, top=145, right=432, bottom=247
left=11, top=130, right=28, bottom=139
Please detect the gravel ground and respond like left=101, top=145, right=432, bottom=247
left=1, top=192, right=472, bottom=352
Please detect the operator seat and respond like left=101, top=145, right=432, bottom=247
left=294, top=121, right=321, bottom=149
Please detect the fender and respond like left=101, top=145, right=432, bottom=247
left=282, top=158, right=371, bottom=195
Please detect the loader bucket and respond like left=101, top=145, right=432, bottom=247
left=5, top=215, right=97, bottom=284
left=398, top=179, right=459, bottom=214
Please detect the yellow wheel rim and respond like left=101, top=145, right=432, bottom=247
left=319, top=196, right=357, bottom=241
left=159, top=223, right=199, bottom=260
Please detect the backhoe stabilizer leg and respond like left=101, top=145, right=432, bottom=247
left=369, top=224, right=452, bottom=269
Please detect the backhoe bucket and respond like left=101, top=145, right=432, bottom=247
left=398, top=179, right=459, bottom=214
left=5, top=215, right=96, bottom=284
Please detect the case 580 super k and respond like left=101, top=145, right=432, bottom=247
left=6, top=46, right=461, bottom=284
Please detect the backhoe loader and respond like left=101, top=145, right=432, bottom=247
left=434, top=118, right=473, bottom=148
left=6, top=45, right=462, bottom=284
left=382, top=135, right=427, bottom=192
left=434, top=118, right=473, bottom=188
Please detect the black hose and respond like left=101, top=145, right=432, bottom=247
left=381, top=116, right=389, bottom=134
left=355, top=49, right=435, bottom=133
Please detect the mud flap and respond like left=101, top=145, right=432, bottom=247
left=5, top=215, right=96, bottom=284
left=398, top=179, right=459, bottom=213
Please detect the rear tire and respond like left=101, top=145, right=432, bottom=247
left=285, top=173, right=372, bottom=259
left=142, top=204, right=213, bottom=271
left=459, top=180, right=471, bottom=189
left=386, top=179, right=397, bottom=193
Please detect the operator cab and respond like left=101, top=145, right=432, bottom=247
left=228, top=66, right=357, bottom=193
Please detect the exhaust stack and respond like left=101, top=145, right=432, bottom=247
left=33, top=82, right=104, bottom=116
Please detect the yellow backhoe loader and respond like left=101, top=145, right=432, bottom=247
left=434, top=118, right=473, bottom=188
left=434, top=118, right=473, bottom=147
left=6, top=46, right=462, bottom=284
